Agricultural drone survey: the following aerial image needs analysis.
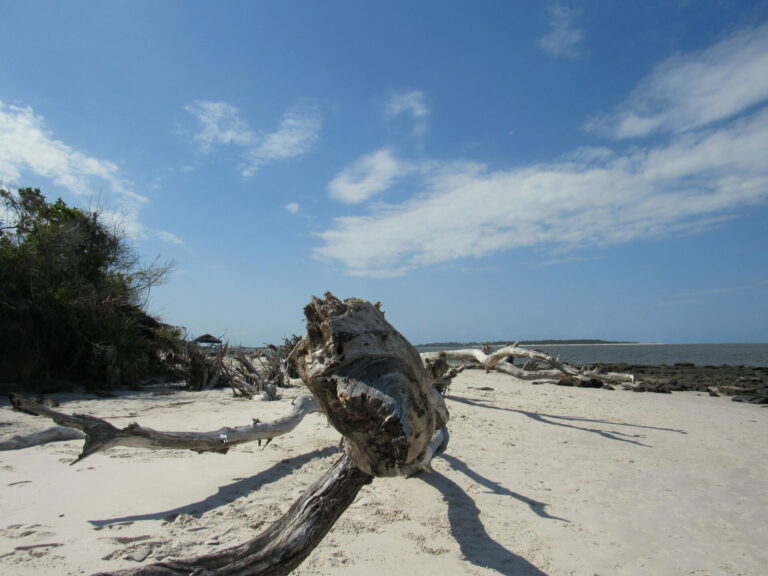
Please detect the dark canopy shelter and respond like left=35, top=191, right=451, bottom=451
left=194, top=333, right=222, bottom=345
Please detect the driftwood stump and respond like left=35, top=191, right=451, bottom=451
left=293, top=293, right=448, bottom=477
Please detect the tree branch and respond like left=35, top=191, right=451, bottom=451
left=8, top=393, right=321, bottom=462
left=97, top=453, right=373, bottom=576
left=421, top=345, right=635, bottom=384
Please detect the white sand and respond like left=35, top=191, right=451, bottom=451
left=1, top=372, right=766, bottom=576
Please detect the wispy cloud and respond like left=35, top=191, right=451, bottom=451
left=243, top=105, right=321, bottom=177
left=538, top=4, right=582, bottom=59
left=186, top=101, right=321, bottom=176
left=315, top=25, right=768, bottom=277
left=285, top=202, right=300, bottom=214
left=184, top=101, right=254, bottom=151
left=384, top=90, right=429, bottom=146
left=657, top=279, right=768, bottom=307
left=315, top=86, right=768, bottom=277
left=680, top=279, right=768, bottom=297
left=0, top=101, right=179, bottom=245
left=155, top=230, right=184, bottom=245
left=586, top=23, right=768, bottom=138
left=0, top=101, right=142, bottom=202
left=384, top=90, right=429, bottom=119
left=327, top=148, right=412, bottom=204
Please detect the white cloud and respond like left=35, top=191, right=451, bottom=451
left=0, top=101, right=143, bottom=202
left=155, top=230, right=184, bottom=245
left=285, top=202, right=300, bottom=214
left=384, top=90, right=429, bottom=145
left=315, top=24, right=768, bottom=277
left=327, top=148, right=412, bottom=204
left=314, top=106, right=768, bottom=277
left=0, top=101, right=180, bottom=245
left=185, top=101, right=254, bottom=151
left=586, top=23, right=768, bottom=138
left=186, top=101, right=321, bottom=177
left=384, top=90, right=429, bottom=119
left=538, top=4, right=582, bottom=59
left=242, top=105, right=322, bottom=177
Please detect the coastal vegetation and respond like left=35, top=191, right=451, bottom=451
left=0, top=187, right=180, bottom=393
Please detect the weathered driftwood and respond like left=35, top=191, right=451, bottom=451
left=97, top=453, right=373, bottom=576
left=108, top=294, right=449, bottom=575
left=204, top=343, right=228, bottom=390
left=12, top=294, right=450, bottom=576
left=421, top=345, right=634, bottom=384
left=424, top=352, right=466, bottom=396
left=292, top=293, right=449, bottom=477
left=230, top=350, right=265, bottom=398
left=8, top=393, right=321, bottom=462
left=234, top=349, right=260, bottom=377
left=0, top=425, right=85, bottom=450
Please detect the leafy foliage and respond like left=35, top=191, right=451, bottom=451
left=0, top=187, right=179, bottom=392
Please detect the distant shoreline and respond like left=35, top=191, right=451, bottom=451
left=414, top=342, right=768, bottom=367
left=416, top=341, right=768, bottom=348
left=416, top=340, right=644, bottom=348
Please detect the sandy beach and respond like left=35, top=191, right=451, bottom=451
left=1, top=371, right=766, bottom=576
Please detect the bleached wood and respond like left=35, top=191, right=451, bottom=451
left=421, top=345, right=635, bottom=384
left=9, top=393, right=321, bottom=461
left=0, top=425, right=85, bottom=450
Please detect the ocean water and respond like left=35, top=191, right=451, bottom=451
left=416, top=343, right=768, bottom=367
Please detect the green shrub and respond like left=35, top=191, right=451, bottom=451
left=0, top=187, right=179, bottom=392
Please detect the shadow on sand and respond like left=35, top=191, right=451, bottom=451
left=420, top=453, right=555, bottom=576
left=89, top=446, right=339, bottom=526
left=450, top=395, right=686, bottom=447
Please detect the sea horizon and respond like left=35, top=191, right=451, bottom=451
left=414, top=342, right=768, bottom=367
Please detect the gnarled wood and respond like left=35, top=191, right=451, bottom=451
left=9, top=393, right=321, bottom=462
left=421, top=345, right=635, bottom=384
left=292, top=293, right=449, bottom=477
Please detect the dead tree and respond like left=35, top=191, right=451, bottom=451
left=421, top=345, right=635, bottom=385
left=7, top=393, right=322, bottom=460
left=0, top=425, right=85, bottom=450
left=7, top=293, right=451, bottom=575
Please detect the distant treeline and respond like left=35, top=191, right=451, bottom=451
left=416, top=339, right=638, bottom=347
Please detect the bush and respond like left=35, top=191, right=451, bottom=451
left=0, top=187, right=179, bottom=392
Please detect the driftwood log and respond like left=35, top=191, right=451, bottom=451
left=7, top=393, right=321, bottom=460
left=0, top=424, right=85, bottom=450
left=7, top=293, right=451, bottom=575
left=421, top=345, right=635, bottom=385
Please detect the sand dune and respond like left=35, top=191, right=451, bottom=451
left=1, top=371, right=766, bottom=575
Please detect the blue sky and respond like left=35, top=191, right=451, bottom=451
left=2, top=1, right=768, bottom=345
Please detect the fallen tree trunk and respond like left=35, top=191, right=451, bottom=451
left=8, top=393, right=321, bottom=462
left=0, top=425, right=85, bottom=450
left=421, top=345, right=635, bottom=384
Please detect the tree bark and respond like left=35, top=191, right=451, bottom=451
left=8, top=393, right=321, bottom=462
left=292, top=293, right=449, bottom=477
